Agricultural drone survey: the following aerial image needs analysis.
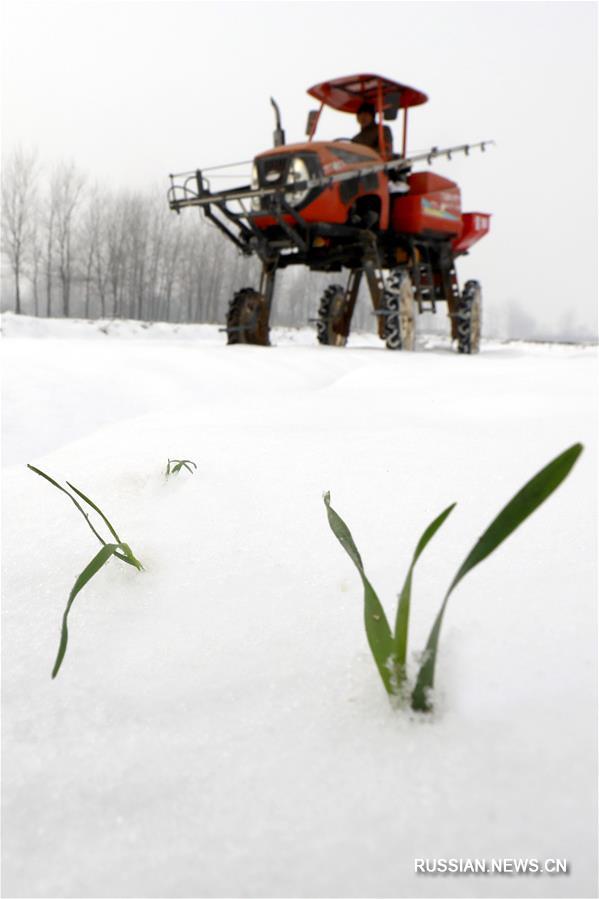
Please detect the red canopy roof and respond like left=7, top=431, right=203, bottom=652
left=307, top=73, right=428, bottom=113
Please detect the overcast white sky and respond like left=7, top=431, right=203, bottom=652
left=2, top=0, right=597, bottom=339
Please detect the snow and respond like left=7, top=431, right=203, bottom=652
left=2, top=314, right=597, bottom=898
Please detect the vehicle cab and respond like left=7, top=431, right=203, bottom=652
left=251, top=73, right=444, bottom=235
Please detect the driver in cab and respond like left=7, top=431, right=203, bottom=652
left=351, top=102, right=393, bottom=158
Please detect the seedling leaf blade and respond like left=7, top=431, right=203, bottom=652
left=323, top=491, right=364, bottom=571
left=27, top=464, right=107, bottom=546
left=166, top=459, right=197, bottom=477
left=118, top=542, right=144, bottom=571
left=394, top=503, right=456, bottom=678
left=411, top=443, right=583, bottom=712
left=324, top=492, right=394, bottom=693
left=412, top=503, right=457, bottom=567
left=447, top=444, right=583, bottom=594
left=52, top=543, right=121, bottom=678
left=66, top=481, right=121, bottom=543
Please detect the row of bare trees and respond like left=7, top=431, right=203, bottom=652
left=1, top=148, right=373, bottom=331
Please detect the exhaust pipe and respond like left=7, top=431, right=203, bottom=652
left=270, top=97, right=285, bottom=147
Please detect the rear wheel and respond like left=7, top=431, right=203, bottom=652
left=456, top=280, right=481, bottom=354
left=316, top=284, right=350, bottom=347
left=383, top=269, right=416, bottom=351
left=226, top=288, right=270, bottom=346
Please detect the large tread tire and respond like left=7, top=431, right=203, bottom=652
left=383, top=269, right=416, bottom=351
left=316, top=284, right=350, bottom=347
left=456, top=280, right=482, bottom=354
left=226, top=288, right=270, bottom=346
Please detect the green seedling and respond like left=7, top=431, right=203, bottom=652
left=27, top=465, right=142, bottom=678
left=165, top=459, right=197, bottom=477
left=324, top=443, right=583, bottom=712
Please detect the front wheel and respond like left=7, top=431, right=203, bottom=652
left=316, top=284, right=350, bottom=347
left=383, top=269, right=416, bottom=351
left=226, top=288, right=270, bottom=346
left=456, top=280, right=482, bottom=354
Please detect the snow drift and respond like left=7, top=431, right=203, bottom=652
left=2, top=315, right=597, bottom=898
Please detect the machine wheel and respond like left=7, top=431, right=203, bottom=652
left=456, top=280, right=482, bottom=354
left=383, top=269, right=416, bottom=351
left=226, top=288, right=270, bottom=346
left=316, top=284, right=350, bottom=347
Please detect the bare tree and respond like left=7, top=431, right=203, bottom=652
left=1, top=147, right=38, bottom=314
left=43, top=189, right=55, bottom=317
left=80, top=186, right=110, bottom=317
left=93, top=194, right=110, bottom=318
left=81, top=192, right=96, bottom=318
left=3, top=150, right=331, bottom=327
left=50, top=162, right=86, bottom=317
left=145, top=200, right=169, bottom=320
left=30, top=212, right=43, bottom=316
left=123, top=192, right=152, bottom=320
left=154, top=219, right=182, bottom=322
left=178, top=219, right=205, bottom=322
left=103, top=192, right=127, bottom=318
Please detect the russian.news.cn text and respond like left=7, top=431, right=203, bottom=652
left=414, top=858, right=569, bottom=875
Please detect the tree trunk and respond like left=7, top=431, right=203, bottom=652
left=45, top=215, right=53, bottom=317
left=14, top=261, right=21, bottom=314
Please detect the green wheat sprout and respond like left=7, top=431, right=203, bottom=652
left=324, top=443, right=583, bottom=712
left=27, top=465, right=143, bottom=678
left=165, top=459, right=197, bottom=477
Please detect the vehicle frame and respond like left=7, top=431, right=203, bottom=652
left=168, top=73, right=492, bottom=352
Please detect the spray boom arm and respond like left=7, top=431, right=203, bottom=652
left=168, top=140, right=494, bottom=212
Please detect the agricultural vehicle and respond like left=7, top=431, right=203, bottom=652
left=168, top=73, right=492, bottom=352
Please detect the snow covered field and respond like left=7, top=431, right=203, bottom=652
left=2, top=313, right=597, bottom=899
